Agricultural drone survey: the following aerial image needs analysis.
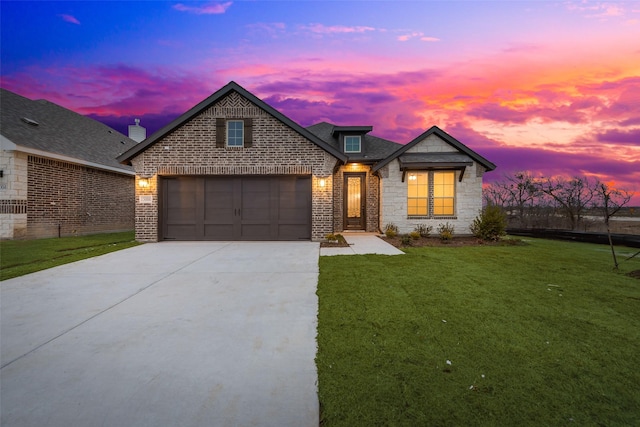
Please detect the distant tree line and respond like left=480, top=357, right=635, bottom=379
left=483, top=172, right=634, bottom=231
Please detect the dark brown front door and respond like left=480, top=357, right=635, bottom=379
left=162, top=176, right=311, bottom=240
left=344, top=173, right=366, bottom=230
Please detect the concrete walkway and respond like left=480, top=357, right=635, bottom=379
left=320, top=232, right=404, bottom=256
left=1, top=242, right=319, bottom=427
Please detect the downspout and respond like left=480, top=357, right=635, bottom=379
left=373, top=170, right=382, bottom=234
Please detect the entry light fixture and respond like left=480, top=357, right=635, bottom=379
left=138, top=177, right=150, bottom=188
left=319, top=178, right=326, bottom=188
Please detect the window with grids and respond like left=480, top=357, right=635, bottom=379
left=407, top=172, right=429, bottom=216
left=433, top=171, right=455, bottom=215
left=227, top=120, right=244, bottom=147
left=344, top=135, right=361, bottom=153
left=407, top=171, right=456, bottom=216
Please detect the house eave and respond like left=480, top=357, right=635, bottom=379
left=4, top=138, right=135, bottom=176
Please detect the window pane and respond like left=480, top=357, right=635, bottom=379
left=227, top=120, right=244, bottom=146
left=407, top=172, right=428, bottom=216
left=434, top=197, right=454, bottom=215
left=433, top=172, right=455, bottom=215
left=345, top=136, right=361, bottom=152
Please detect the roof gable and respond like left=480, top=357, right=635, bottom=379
left=0, top=88, right=135, bottom=172
left=372, top=126, right=496, bottom=172
left=117, top=82, right=347, bottom=165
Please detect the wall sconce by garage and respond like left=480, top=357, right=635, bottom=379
left=138, top=177, right=151, bottom=188
left=319, top=178, right=326, bottom=188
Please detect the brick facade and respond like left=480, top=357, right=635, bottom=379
left=379, top=133, right=485, bottom=235
left=24, top=155, right=134, bottom=238
left=130, top=92, right=338, bottom=242
left=332, top=164, right=381, bottom=233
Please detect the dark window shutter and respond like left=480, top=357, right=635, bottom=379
left=244, top=118, right=253, bottom=147
left=216, top=118, right=225, bottom=147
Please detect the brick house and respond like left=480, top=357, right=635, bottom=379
left=117, top=81, right=496, bottom=242
left=0, top=88, right=137, bottom=239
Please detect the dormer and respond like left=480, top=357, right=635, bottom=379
left=332, top=126, right=373, bottom=154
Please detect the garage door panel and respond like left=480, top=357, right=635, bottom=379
left=278, top=224, right=309, bottom=238
left=166, top=225, right=198, bottom=239
left=204, top=224, right=234, bottom=239
left=241, top=224, right=272, bottom=240
left=279, top=209, right=308, bottom=224
left=162, top=176, right=310, bottom=241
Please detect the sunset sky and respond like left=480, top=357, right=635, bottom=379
left=2, top=1, right=639, bottom=202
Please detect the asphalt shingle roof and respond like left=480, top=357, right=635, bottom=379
left=306, top=121, right=401, bottom=162
left=1, top=88, right=135, bottom=172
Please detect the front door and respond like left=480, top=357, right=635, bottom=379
left=344, top=173, right=366, bottom=230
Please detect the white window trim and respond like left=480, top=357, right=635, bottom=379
left=344, top=135, right=361, bottom=153
left=226, top=120, right=244, bottom=147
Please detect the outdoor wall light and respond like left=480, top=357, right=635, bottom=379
left=319, top=178, right=326, bottom=188
left=138, top=177, right=150, bottom=188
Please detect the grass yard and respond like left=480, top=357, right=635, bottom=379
left=317, top=238, right=640, bottom=426
left=0, top=231, right=140, bottom=280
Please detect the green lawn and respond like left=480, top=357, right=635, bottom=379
left=317, top=238, right=640, bottom=426
left=0, top=231, right=140, bottom=280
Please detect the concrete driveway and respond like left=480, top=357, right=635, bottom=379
left=1, top=242, right=319, bottom=427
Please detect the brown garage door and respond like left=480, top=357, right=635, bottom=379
left=161, top=176, right=311, bottom=241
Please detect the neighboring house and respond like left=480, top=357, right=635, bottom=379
left=0, top=88, right=137, bottom=239
left=117, top=81, right=495, bottom=242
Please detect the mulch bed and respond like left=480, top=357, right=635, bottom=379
left=379, top=235, right=525, bottom=248
left=319, top=234, right=524, bottom=248
left=320, top=240, right=351, bottom=248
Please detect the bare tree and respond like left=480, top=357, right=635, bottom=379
left=594, top=181, right=634, bottom=269
left=503, top=172, right=541, bottom=228
left=483, top=182, right=510, bottom=208
left=539, top=176, right=597, bottom=230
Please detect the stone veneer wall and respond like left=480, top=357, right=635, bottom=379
left=0, top=151, right=28, bottom=239
left=130, top=92, right=337, bottom=242
left=379, top=134, right=485, bottom=235
left=332, top=164, right=381, bottom=233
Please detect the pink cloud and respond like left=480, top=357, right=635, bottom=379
left=2, top=58, right=638, bottom=203
left=172, top=1, right=232, bottom=15
left=565, top=1, right=626, bottom=18
left=397, top=31, right=439, bottom=42
left=298, top=23, right=376, bottom=34
left=596, top=128, right=640, bottom=145
left=246, top=22, right=287, bottom=36
left=59, top=14, right=80, bottom=25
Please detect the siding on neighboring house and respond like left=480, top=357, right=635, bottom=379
left=379, top=133, right=486, bottom=235
left=1, top=87, right=138, bottom=240
left=130, top=91, right=338, bottom=242
left=26, top=155, right=134, bottom=238
left=0, top=151, right=28, bottom=238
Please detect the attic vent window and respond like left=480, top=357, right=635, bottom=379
left=21, top=117, right=39, bottom=126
